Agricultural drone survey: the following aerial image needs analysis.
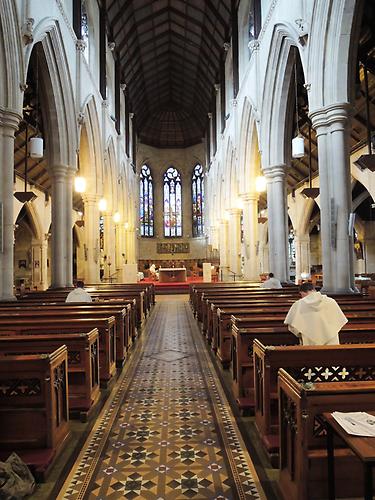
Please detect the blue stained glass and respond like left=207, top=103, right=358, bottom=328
left=163, top=167, right=182, bottom=237
left=192, top=164, right=204, bottom=237
left=139, top=165, right=154, bottom=237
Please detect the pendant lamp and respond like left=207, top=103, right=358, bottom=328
left=14, top=122, right=37, bottom=203
left=292, top=55, right=305, bottom=159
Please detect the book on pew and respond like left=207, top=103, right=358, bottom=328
left=332, top=412, right=375, bottom=437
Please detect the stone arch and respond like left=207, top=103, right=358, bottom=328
left=25, top=20, right=77, bottom=168
left=260, top=23, right=306, bottom=168
left=238, top=97, right=262, bottom=194
left=308, top=0, right=363, bottom=111
left=79, top=96, right=103, bottom=194
left=0, top=0, right=23, bottom=112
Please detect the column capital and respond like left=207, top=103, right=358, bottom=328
left=263, top=165, right=286, bottom=180
left=227, top=208, right=242, bottom=216
left=50, top=164, right=70, bottom=179
left=219, top=219, right=229, bottom=226
left=248, top=40, right=260, bottom=53
left=241, top=192, right=259, bottom=203
left=309, top=102, right=352, bottom=131
left=82, top=193, right=100, bottom=205
left=0, top=109, right=22, bottom=130
left=230, top=98, right=238, bottom=108
left=76, top=39, right=87, bottom=52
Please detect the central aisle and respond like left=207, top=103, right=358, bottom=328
left=59, top=296, right=265, bottom=499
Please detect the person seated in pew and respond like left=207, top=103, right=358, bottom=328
left=65, top=280, right=92, bottom=303
left=260, top=272, right=282, bottom=289
left=284, top=282, right=347, bottom=345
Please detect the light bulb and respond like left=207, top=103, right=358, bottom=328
left=74, top=176, right=86, bottom=193
left=255, top=176, right=267, bottom=193
left=113, top=212, right=121, bottom=223
left=98, top=198, right=107, bottom=211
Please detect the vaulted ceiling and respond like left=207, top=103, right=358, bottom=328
left=106, top=0, right=232, bottom=148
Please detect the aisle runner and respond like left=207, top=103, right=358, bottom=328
left=58, top=300, right=265, bottom=499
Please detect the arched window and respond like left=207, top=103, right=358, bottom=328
left=192, top=164, right=205, bottom=237
left=164, top=167, right=182, bottom=237
left=81, top=1, right=89, bottom=61
left=139, top=165, right=154, bottom=237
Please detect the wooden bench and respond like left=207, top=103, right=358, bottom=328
left=0, top=306, right=130, bottom=366
left=253, top=341, right=375, bottom=464
left=0, top=346, right=70, bottom=480
left=231, top=322, right=375, bottom=412
left=278, top=369, right=375, bottom=500
left=0, top=316, right=116, bottom=386
left=0, top=329, right=100, bottom=421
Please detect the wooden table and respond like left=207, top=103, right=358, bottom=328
left=159, top=268, right=187, bottom=283
left=323, top=411, right=375, bottom=500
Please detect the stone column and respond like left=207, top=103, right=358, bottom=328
left=65, top=169, right=74, bottom=287
left=294, top=233, right=310, bottom=283
left=126, top=228, right=136, bottom=264
left=210, top=225, right=219, bottom=250
left=102, top=213, right=115, bottom=280
left=50, top=165, right=71, bottom=288
left=228, top=208, right=242, bottom=277
left=264, top=166, right=289, bottom=282
left=219, top=219, right=229, bottom=280
left=310, top=103, right=354, bottom=293
left=0, top=110, right=21, bottom=300
left=82, top=194, right=100, bottom=283
left=117, top=223, right=127, bottom=282
left=242, top=193, right=259, bottom=280
left=31, top=237, right=48, bottom=290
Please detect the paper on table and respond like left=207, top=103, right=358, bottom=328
left=331, top=412, right=375, bottom=437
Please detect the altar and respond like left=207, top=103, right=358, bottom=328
left=159, top=267, right=187, bottom=283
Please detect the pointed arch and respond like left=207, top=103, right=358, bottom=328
left=163, top=166, right=182, bottom=237
left=139, top=164, right=154, bottom=237
left=260, top=23, right=306, bottom=168
left=25, top=20, right=77, bottom=169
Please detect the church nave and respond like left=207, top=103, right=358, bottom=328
left=56, top=296, right=266, bottom=500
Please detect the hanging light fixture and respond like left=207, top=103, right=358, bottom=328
left=301, top=124, right=320, bottom=199
left=255, top=175, right=267, bottom=193
left=14, top=122, right=37, bottom=203
left=292, top=54, right=305, bottom=159
left=29, top=51, right=44, bottom=159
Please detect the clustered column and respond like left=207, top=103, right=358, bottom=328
left=219, top=219, right=229, bottom=280
left=82, top=194, right=100, bottom=283
left=0, top=110, right=21, bottom=300
left=310, top=103, right=354, bottom=293
left=227, top=208, right=242, bottom=277
left=242, top=193, right=259, bottom=280
left=264, top=165, right=289, bottom=282
left=50, top=164, right=74, bottom=288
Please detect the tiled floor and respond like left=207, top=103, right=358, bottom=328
left=58, top=298, right=265, bottom=499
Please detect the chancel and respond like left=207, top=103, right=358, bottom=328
left=0, top=0, right=375, bottom=499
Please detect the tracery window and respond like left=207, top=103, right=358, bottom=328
left=248, top=0, right=262, bottom=43
left=192, top=164, right=205, bottom=237
left=81, top=1, right=89, bottom=60
left=164, top=167, right=182, bottom=237
left=139, top=165, right=154, bottom=237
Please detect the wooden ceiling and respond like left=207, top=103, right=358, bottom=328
left=106, top=0, right=232, bottom=148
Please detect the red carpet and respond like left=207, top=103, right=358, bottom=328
left=143, top=276, right=203, bottom=294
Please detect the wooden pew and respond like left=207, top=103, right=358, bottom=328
left=0, top=316, right=116, bottom=386
left=0, top=329, right=100, bottom=421
left=253, top=341, right=375, bottom=464
left=231, top=322, right=375, bottom=412
left=0, top=346, right=70, bottom=480
left=214, top=299, right=375, bottom=365
left=0, top=306, right=130, bottom=366
left=278, top=369, right=375, bottom=500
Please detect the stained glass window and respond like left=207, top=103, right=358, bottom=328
left=81, top=1, right=89, bottom=60
left=139, top=165, right=154, bottom=237
left=164, top=167, right=182, bottom=237
left=192, top=164, right=204, bottom=237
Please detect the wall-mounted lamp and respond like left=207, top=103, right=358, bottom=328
left=113, top=211, right=121, bottom=223
left=255, top=175, right=267, bottom=193
left=74, top=176, right=86, bottom=193
left=98, top=198, right=107, bottom=212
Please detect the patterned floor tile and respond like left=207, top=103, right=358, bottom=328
left=57, top=299, right=265, bottom=499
